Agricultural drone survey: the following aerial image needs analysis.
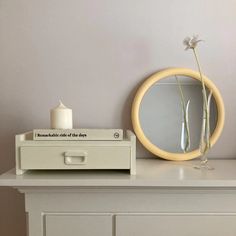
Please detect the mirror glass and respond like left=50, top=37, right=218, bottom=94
left=139, top=75, right=217, bottom=153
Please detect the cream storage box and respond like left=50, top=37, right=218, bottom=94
left=15, top=130, right=136, bottom=175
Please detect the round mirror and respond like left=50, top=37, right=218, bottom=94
left=132, top=68, right=225, bottom=161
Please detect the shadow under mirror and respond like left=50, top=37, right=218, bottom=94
left=139, top=75, right=217, bottom=153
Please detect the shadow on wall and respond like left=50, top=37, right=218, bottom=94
left=121, top=73, right=157, bottom=158
left=0, top=188, right=26, bottom=236
left=0, top=107, right=35, bottom=236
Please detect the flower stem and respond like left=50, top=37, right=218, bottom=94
left=193, top=48, right=208, bottom=108
left=192, top=48, right=211, bottom=155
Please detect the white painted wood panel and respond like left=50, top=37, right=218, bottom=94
left=3, top=159, right=236, bottom=235
left=116, top=214, right=236, bottom=236
left=3, top=159, right=236, bottom=187
left=46, top=214, right=112, bottom=236
left=20, top=146, right=130, bottom=170
left=15, top=130, right=136, bottom=175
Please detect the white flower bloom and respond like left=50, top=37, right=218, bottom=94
left=183, top=35, right=202, bottom=50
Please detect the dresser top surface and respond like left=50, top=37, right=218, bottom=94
left=1, top=159, right=236, bottom=188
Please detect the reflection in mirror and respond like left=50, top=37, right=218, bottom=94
left=139, top=75, right=217, bottom=153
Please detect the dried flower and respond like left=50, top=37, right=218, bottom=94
left=183, top=35, right=203, bottom=50
left=183, top=35, right=213, bottom=169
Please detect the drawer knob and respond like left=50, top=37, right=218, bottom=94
left=64, top=151, right=88, bottom=165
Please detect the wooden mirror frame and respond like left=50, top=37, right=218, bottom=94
left=131, top=68, right=225, bottom=161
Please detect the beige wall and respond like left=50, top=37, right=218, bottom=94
left=0, top=0, right=236, bottom=235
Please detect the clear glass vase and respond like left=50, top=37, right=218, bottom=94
left=194, top=90, right=214, bottom=170
left=194, top=154, right=214, bottom=170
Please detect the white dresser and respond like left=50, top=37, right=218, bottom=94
left=1, top=159, right=236, bottom=236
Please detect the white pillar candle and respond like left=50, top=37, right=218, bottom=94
left=50, top=101, right=73, bottom=129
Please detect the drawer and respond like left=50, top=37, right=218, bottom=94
left=116, top=214, right=236, bottom=236
left=46, top=214, right=112, bottom=236
left=20, top=146, right=130, bottom=170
